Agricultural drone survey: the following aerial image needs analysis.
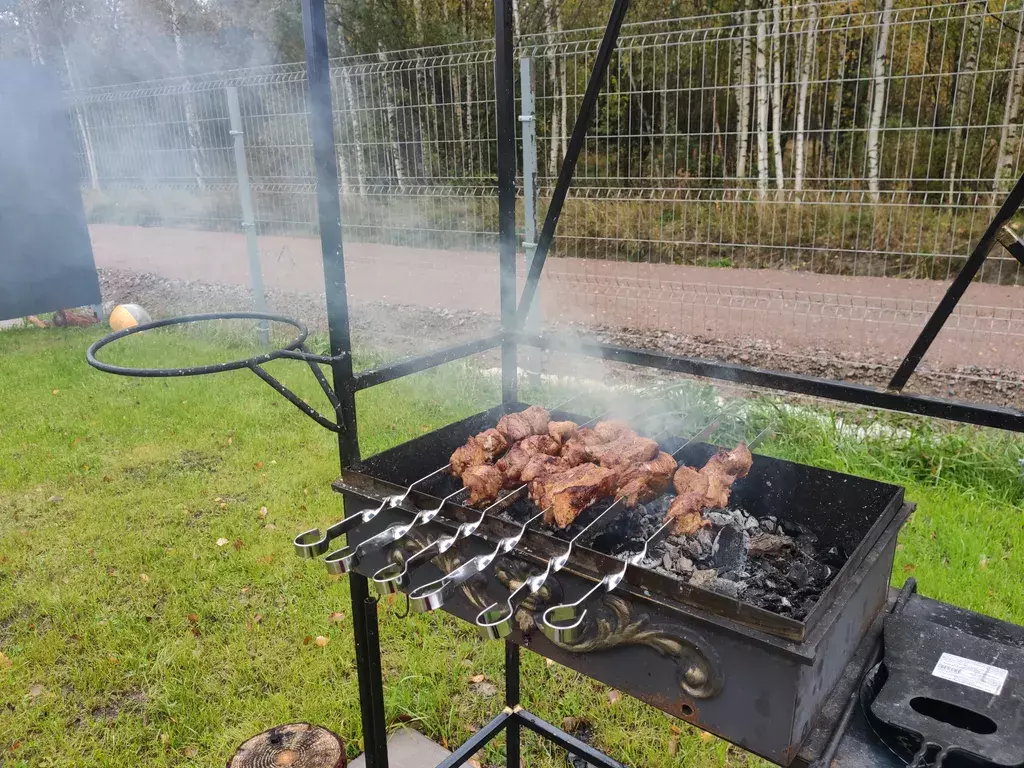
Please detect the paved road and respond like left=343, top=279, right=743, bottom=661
left=89, top=224, right=1024, bottom=371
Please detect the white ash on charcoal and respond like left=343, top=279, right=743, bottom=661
left=579, top=495, right=848, bottom=621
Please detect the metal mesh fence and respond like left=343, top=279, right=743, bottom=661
left=64, top=2, right=1024, bottom=391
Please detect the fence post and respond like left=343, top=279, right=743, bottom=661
left=519, top=56, right=542, bottom=380
left=226, top=85, right=270, bottom=346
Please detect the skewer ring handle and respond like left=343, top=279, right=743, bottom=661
left=540, top=602, right=588, bottom=644
left=324, top=545, right=357, bottom=575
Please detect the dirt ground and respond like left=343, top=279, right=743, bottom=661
left=90, top=224, right=1024, bottom=409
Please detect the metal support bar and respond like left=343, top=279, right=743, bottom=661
left=519, top=56, right=542, bottom=382
left=435, top=712, right=511, bottom=768
left=505, top=642, right=520, bottom=768
left=516, top=332, right=1024, bottom=433
left=249, top=364, right=342, bottom=433
left=515, top=710, right=627, bottom=768
left=494, top=0, right=518, bottom=405
left=226, top=85, right=269, bottom=347
left=353, top=333, right=504, bottom=391
left=888, top=170, right=1024, bottom=391
left=299, top=4, right=381, bottom=768
left=515, top=0, right=631, bottom=328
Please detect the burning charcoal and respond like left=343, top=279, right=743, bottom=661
left=796, top=533, right=819, bottom=557
left=695, top=527, right=714, bottom=553
left=787, top=561, right=811, bottom=588
left=780, top=597, right=792, bottom=609
left=759, top=515, right=779, bottom=534
left=675, top=555, right=694, bottom=573
left=711, top=525, right=748, bottom=572
left=742, top=514, right=761, bottom=532
left=705, top=511, right=735, bottom=528
left=710, top=578, right=744, bottom=599
left=748, top=533, right=794, bottom=557
left=663, top=553, right=674, bottom=570
left=804, top=559, right=832, bottom=584
left=689, top=568, right=718, bottom=589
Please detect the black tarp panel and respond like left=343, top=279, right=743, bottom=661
left=0, top=61, right=100, bottom=321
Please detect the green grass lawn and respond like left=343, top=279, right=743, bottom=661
left=1, top=325, right=1022, bottom=767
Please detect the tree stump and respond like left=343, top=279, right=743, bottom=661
left=227, top=723, right=345, bottom=768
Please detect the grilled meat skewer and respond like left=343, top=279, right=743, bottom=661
left=495, top=405, right=551, bottom=443
left=449, top=428, right=508, bottom=476
left=496, top=434, right=561, bottom=486
left=665, top=444, right=753, bottom=535
left=616, top=451, right=678, bottom=508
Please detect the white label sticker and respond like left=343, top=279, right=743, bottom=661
left=932, top=652, right=1008, bottom=696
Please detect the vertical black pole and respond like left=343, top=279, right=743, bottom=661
left=299, top=2, right=388, bottom=767
left=505, top=641, right=521, bottom=767
left=494, top=0, right=518, bottom=405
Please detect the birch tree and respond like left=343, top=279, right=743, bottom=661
left=336, top=36, right=367, bottom=193
left=945, top=2, right=985, bottom=206
left=543, top=0, right=561, bottom=176
left=993, top=8, right=1024, bottom=199
left=866, top=0, right=894, bottom=204
left=734, top=3, right=753, bottom=180
left=378, top=45, right=406, bottom=189
left=168, top=0, right=204, bottom=189
left=770, top=0, right=784, bottom=193
left=827, top=5, right=850, bottom=173
left=755, top=2, right=770, bottom=199
left=794, top=1, right=818, bottom=198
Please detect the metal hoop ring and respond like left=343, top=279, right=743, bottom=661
left=86, top=312, right=309, bottom=378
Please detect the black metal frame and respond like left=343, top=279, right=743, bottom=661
left=287, top=0, right=1024, bottom=763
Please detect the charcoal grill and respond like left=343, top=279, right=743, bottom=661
left=83, top=0, right=1024, bottom=764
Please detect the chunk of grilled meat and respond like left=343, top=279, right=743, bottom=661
left=593, top=419, right=630, bottom=442
left=547, top=420, right=579, bottom=445
left=616, top=452, right=678, bottom=508
left=665, top=492, right=713, bottom=536
left=520, top=453, right=571, bottom=484
left=462, top=464, right=505, bottom=507
left=496, top=405, right=551, bottom=443
left=665, top=443, right=754, bottom=535
left=449, top=428, right=508, bottom=476
left=560, top=427, right=605, bottom=467
left=496, top=434, right=561, bottom=486
left=588, top=433, right=660, bottom=469
left=529, top=462, right=619, bottom=528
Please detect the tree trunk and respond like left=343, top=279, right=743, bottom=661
left=755, top=3, right=771, bottom=199
left=544, top=0, right=561, bottom=176
left=512, top=0, right=521, bottom=38
left=735, top=4, right=753, bottom=181
left=169, top=0, right=205, bottom=189
left=828, top=4, right=850, bottom=173
left=794, top=1, right=818, bottom=198
left=337, top=36, right=366, bottom=193
left=770, top=0, right=784, bottom=193
left=946, top=2, right=985, bottom=207
left=228, top=723, right=345, bottom=768
left=556, top=2, right=568, bottom=163
left=993, top=7, right=1024, bottom=200
left=60, top=37, right=100, bottom=191
left=463, top=0, right=475, bottom=175
left=378, top=46, right=406, bottom=189
left=867, top=0, right=894, bottom=204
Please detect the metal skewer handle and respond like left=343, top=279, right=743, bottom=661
left=407, top=509, right=548, bottom=613
left=293, top=466, right=447, bottom=558
left=370, top=485, right=528, bottom=596
left=323, top=487, right=465, bottom=575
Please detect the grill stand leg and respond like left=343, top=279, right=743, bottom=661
left=505, top=642, right=520, bottom=768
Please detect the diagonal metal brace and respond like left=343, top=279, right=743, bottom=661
left=996, top=224, right=1024, bottom=268
left=888, top=170, right=1024, bottom=392
left=515, top=0, right=631, bottom=329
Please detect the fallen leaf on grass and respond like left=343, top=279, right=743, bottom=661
left=468, top=758, right=482, bottom=768
left=314, top=636, right=330, bottom=647
left=233, top=539, right=244, bottom=551
left=28, top=684, right=45, bottom=701
left=183, top=746, right=197, bottom=758
left=469, top=674, right=486, bottom=684
left=668, top=734, right=679, bottom=756
left=545, top=658, right=556, bottom=668
left=607, top=690, right=621, bottom=705
left=562, top=717, right=581, bottom=732
left=328, top=612, right=344, bottom=624
left=258, top=506, right=268, bottom=519
left=980, top=556, right=989, bottom=570
left=699, top=730, right=714, bottom=743
left=8, top=740, right=21, bottom=751
left=139, top=573, right=150, bottom=583
left=903, top=563, right=916, bottom=573
left=216, top=538, right=229, bottom=547
left=254, top=461, right=264, bottom=470
left=252, top=613, right=263, bottom=624
left=108, top=656, right=119, bottom=664
left=187, top=613, right=198, bottom=624
left=303, top=635, right=312, bottom=646
left=219, top=503, right=227, bottom=510
left=0, top=652, right=11, bottom=669
left=48, top=495, right=63, bottom=504
left=264, top=524, right=278, bottom=531
left=51, top=389, right=59, bottom=396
